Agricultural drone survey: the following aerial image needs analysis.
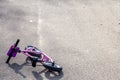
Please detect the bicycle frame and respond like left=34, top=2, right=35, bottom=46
left=7, top=44, right=53, bottom=63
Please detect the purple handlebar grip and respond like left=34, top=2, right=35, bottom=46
left=7, top=45, right=19, bottom=57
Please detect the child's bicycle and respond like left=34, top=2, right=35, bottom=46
left=6, top=39, right=62, bottom=73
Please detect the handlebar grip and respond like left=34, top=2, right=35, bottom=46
left=6, top=39, right=20, bottom=64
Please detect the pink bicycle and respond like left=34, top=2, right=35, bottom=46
left=6, top=39, right=62, bottom=73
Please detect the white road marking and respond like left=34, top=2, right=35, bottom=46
left=37, top=8, right=43, bottom=46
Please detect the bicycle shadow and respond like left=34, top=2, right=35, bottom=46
left=8, top=62, right=27, bottom=78
left=32, top=69, right=46, bottom=80
left=32, top=69, right=64, bottom=80
left=8, top=62, right=64, bottom=80
left=45, top=70, right=64, bottom=80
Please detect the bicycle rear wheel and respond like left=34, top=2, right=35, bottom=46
left=43, top=62, right=62, bottom=73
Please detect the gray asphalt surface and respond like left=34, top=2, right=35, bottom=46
left=0, top=0, right=120, bottom=80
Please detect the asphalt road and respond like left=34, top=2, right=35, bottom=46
left=0, top=0, right=120, bottom=80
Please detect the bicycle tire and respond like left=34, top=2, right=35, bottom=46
left=43, top=62, right=62, bottom=73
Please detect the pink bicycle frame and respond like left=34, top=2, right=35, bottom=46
left=21, top=50, right=53, bottom=62
left=7, top=44, right=53, bottom=63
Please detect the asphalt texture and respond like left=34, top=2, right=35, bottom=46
left=0, top=0, right=120, bottom=80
